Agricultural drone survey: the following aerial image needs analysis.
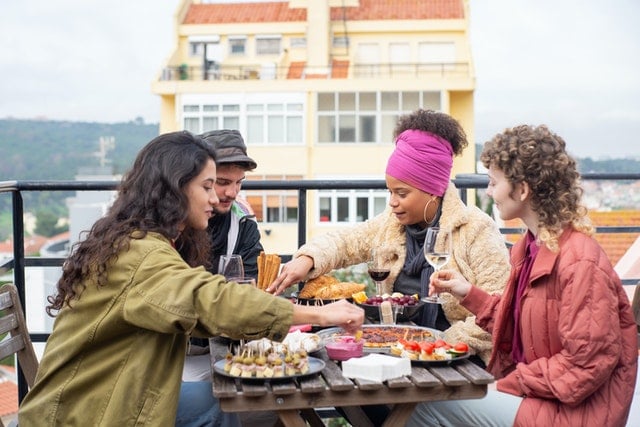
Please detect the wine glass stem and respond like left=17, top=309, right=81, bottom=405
left=376, top=281, right=381, bottom=296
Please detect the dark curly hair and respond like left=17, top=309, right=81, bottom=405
left=393, top=109, right=468, bottom=156
left=47, top=131, right=217, bottom=315
left=480, top=124, right=593, bottom=251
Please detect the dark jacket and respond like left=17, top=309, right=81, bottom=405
left=208, top=200, right=263, bottom=279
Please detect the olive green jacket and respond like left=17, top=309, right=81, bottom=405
left=295, top=184, right=510, bottom=363
left=19, top=232, right=293, bottom=426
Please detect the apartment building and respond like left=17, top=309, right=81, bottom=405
left=152, top=0, right=476, bottom=254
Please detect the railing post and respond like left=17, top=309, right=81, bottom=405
left=11, top=190, right=30, bottom=402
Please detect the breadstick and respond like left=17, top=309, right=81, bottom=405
left=257, top=251, right=266, bottom=289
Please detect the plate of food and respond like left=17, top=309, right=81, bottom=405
left=317, top=324, right=442, bottom=354
left=354, top=292, right=425, bottom=322
left=244, top=331, right=324, bottom=354
left=389, top=338, right=471, bottom=364
left=213, top=355, right=325, bottom=381
left=296, top=275, right=365, bottom=301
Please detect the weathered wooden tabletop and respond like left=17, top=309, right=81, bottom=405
left=210, top=336, right=494, bottom=427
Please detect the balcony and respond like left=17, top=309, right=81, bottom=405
left=1, top=173, right=639, bottom=402
left=159, top=61, right=471, bottom=82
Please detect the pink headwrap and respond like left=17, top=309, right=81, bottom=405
left=385, top=129, right=454, bottom=197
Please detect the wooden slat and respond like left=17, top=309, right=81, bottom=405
left=408, top=366, right=441, bottom=387
left=352, top=377, right=384, bottom=391
left=318, top=358, right=355, bottom=391
left=298, top=374, right=326, bottom=394
left=0, top=314, right=18, bottom=335
left=455, top=360, right=495, bottom=385
left=0, top=291, right=13, bottom=310
left=386, top=375, right=413, bottom=389
left=270, top=380, right=298, bottom=396
left=428, top=365, right=469, bottom=386
left=239, top=381, right=268, bottom=397
left=0, top=335, right=25, bottom=360
left=212, top=373, right=238, bottom=398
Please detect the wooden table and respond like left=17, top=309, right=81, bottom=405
left=210, top=336, right=494, bottom=427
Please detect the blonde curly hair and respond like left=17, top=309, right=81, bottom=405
left=480, top=124, right=593, bottom=252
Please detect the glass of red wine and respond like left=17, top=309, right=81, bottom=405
left=368, top=249, right=390, bottom=296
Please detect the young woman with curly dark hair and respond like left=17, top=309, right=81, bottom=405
left=19, top=131, right=365, bottom=426
left=409, top=124, right=637, bottom=427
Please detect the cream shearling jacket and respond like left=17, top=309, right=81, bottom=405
left=295, top=184, right=510, bottom=362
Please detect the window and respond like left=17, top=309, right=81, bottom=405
left=229, top=36, right=246, bottom=55
left=316, top=91, right=440, bottom=144
left=418, top=42, right=456, bottom=71
left=245, top=175, right=302, bottom=223
left=317, top=189, right=388, bottom=224
left=246, top=103, right=304, bottom=145
left=256, top=36, right=281, bottom=55
left=180, top=94, right=304, bottom=141
left=333, top=36, right=349, bottom=48
left=290, top=37, right=306, bottom=48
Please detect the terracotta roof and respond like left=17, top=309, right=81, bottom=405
left=0, top=367, right=17, bottom=419
left=287, top=61, right=305, bottom=79
left=286, top=59, right=350, bottom=79
left=500, top=211, right=640, bottom=267
left=183, top=0, right=463, bottom=24
left=331, top=59, right=350, bottom=78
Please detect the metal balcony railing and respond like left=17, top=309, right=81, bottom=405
left=159, top=62, right=470, bottom=81
left=1, top=173, right=639, bottom=401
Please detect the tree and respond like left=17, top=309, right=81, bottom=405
left=34, top=210, right=67, bottom=237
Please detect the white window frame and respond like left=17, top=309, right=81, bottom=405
left=256, top=35, right=281, bottom=55
left=179, top=93, right=305, bottom=144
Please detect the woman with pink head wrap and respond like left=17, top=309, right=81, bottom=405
left=271, top=109, right=509, bottom=376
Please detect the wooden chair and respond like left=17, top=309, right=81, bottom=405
left=0, top=283, right=39, bottom=426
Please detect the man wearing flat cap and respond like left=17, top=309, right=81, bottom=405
left=177, top=130, right=266, bottom=427
left=200, top=129, right=262, bottom=278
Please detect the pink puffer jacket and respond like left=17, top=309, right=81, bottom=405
left=464, top=228, right=637, bottom=427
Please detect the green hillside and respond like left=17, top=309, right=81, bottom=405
left=0, top=119, right=160, bottom=239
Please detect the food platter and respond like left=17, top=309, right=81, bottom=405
left=295, top=296, right=353, bottom=306
left=317, top=324, right=443, bottom=354
left=389, top=350, right=472, bottom=365
left=212, top=357, right=325, bottom=382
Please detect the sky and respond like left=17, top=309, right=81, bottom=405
left=1, top=0, right=639, bottom=159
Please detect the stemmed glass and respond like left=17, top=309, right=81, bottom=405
left=422, top=227, right=452, bottom=304
left=219, top=254, right=244, bottom=281
left=368, top=249, right=390, bottom=296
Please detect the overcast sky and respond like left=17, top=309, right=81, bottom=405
left=1, top=0, right=638, bottom=159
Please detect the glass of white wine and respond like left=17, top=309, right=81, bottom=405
left=422, top=227, right=451, bottom=304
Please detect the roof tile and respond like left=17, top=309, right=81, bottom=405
left=183, top=0, right=464, bottom=24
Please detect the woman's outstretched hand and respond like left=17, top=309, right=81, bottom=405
left=267, top=256, right=314, bottom=295
left=429, top=269, right=473, bottom=301
left=291, top=299, right=365, bottom=335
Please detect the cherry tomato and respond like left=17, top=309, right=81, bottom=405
left=434, top=339, right=447, bottom=348
left=454, top=342, right=469, bottom=353
left=418, top=342, right=435, bottom=355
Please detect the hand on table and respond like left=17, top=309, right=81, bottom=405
left=267, top=255, right=313, bottom=295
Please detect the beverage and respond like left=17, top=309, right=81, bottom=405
left=425, top=253, right=450, bottom=270
left=422, top=227, right=452, bottom=304
left=368, top=268, right=390, bottom=282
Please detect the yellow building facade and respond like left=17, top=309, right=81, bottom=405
left=152, top=0, right=476, bottom=254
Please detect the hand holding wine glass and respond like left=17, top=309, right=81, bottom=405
left=422, top=227, right=451, bottom=304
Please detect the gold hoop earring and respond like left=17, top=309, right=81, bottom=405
left=423, top=197, right=437, bottom=226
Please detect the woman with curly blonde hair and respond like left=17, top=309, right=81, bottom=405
left=407, top=124, right=637, bottom=427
